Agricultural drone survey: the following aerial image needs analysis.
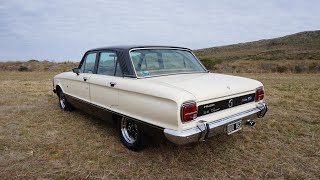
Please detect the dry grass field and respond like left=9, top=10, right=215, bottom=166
left=0, top=71, right=319, bottom=179
left=195, top=31, right=320, bottom=74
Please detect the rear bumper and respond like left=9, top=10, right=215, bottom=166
left=164, top=103, right=268, bottom=145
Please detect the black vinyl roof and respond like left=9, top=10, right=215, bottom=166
left=88, top=45, right=191, bottom=51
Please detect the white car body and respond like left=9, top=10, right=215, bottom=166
left=53, top=46, right=268, bottom=147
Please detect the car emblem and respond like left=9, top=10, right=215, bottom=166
left=241, top=98, right=248, bottom=103
left=228, top=99, right=234, bottom=108
left=204, top=103, right=215, bottom=109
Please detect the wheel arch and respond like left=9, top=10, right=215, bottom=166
left=112, top=113, right=122, bottom=125
left=55, top=85, right=63, bottom=97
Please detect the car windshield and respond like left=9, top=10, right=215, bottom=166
left=130, top=49, right=207, bottom=77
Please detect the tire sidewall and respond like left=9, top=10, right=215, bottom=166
left=59, top=91, right=68, bottom=111
left=118, top=117, right=144, bottom=151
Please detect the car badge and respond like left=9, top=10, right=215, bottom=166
left=228, top=99, right=234, bottom=108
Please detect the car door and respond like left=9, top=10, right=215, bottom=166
left=68, top=52, right=97, bottom=103
left=89, top=51, right=122, bottom=110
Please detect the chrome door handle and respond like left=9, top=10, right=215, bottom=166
left=83, top=77, right=87, bottom=81
left=110, top=82, right=117, bottom=87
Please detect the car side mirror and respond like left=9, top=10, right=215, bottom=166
left=73, top=68, right=80, bottom=75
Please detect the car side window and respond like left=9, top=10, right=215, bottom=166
left=97, top=52, right=122, bottom=76
left=80, top=53, right=97, bottom=73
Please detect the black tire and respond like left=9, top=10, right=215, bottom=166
left=118, top=117, right=144, bottom=151
left=58, top=90, right=72, bottom=111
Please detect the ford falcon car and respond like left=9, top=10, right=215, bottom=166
left=53, top=45, right=268, bottom=151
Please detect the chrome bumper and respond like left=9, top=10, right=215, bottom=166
left=164, top=103, right=268, bottom=145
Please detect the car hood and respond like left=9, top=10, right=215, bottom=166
left=145, top=73, right=263, bottom=102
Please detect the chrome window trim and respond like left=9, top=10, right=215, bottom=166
left=128, top=47, right=209, bottom=79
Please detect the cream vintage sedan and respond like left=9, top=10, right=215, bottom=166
left=53, top=45, right=268, bottom=151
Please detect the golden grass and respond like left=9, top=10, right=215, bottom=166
left=204, top=59, right=320, bottom=73
left=0, top=61, right=77, bottom=72
left=195, top=31, right=320, bottom=62
left=0, top=72, right=319, bottom=179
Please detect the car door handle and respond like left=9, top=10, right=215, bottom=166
left=83, top=77, right=87, bottom=81
left=110, top=82, right=117, bottom=87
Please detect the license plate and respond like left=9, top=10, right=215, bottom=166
left=227, top=120, right=242, bottom=135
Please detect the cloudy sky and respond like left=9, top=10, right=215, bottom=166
left=0, top=0, right=319, bottom=61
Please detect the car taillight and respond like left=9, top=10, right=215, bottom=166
left=181, top=102, right=198, bottom=122
left=255, top=87, right=265, bottom=101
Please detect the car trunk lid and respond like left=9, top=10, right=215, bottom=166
left=145, top=73, right=262, bottom=102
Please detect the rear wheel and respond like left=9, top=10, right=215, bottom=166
left=58, top=90, right=72, bottom=111
left=118, top=117, right=144, bottom=151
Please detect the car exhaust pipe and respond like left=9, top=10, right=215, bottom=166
left=246, top=120, right=256, bottom=126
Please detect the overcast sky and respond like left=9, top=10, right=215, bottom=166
left=0, top=0, right=319, bottom=61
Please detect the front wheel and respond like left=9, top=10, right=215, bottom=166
left=118, top=117, right=144, bottom=151
left=58, top=90, right=72, bottom=111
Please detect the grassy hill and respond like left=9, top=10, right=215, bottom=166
left=195, top=30, right=320, bottom=61
left=0, top=60, right=77, bottom=72
left=194, top=31, right=320, bottom=73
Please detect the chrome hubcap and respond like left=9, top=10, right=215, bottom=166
left=121, top=118, right=138, bottom=144
left=59, top=94, right=65, bottom=109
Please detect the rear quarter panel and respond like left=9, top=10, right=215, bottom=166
left=113, top=78, right=196, bottom=130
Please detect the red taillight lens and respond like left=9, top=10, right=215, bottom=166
left=181, top=102, right=198, bottom=122
left=255, top=87, right=265, bottom=101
